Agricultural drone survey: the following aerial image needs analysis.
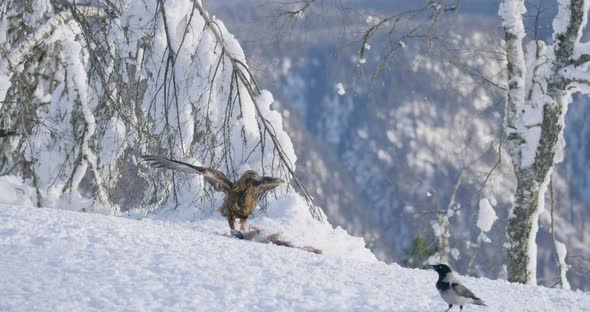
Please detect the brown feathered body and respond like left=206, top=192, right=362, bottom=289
left=219, top=171, right=262, bottom=230
left=142, top=156, right=284, bottom=230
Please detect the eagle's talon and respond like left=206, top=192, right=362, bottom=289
left=230, top=230, right=244, bottom=239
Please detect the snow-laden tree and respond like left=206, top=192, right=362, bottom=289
left=0, top=0, right=319, bottom=218
left=499, top=0, right=589, bottom=284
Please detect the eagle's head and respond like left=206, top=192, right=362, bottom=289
left=239, top=170, right=285, bottom=189
left=241, top=170, right=260, bottom=180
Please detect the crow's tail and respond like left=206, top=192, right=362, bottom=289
left=473, top=298, right=486, bottom=306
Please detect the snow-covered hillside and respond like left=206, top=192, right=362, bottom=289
left=210, top=0, right=590, bottom=290
left=1, top=204, right=588, bottom=311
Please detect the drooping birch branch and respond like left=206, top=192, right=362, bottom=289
left=193, top=0, right=323, bottom=221
left=0, top=5, right=109, bottom=76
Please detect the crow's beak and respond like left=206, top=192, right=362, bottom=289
left=428, top=264, right=436, bottom=269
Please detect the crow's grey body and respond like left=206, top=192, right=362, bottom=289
left=430, top=264, right=486, bottom=311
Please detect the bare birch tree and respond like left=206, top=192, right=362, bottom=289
left=0, top=0, right=320, bottom=219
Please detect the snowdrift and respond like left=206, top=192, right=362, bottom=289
left=1, top=204, right=588, bottom=311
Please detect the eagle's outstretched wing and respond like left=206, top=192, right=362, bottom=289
left=253, top=176, right=285, bottom=199
left=142, top=155, right=233, bottom=193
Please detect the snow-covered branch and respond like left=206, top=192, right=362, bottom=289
left=0, top=0, right=316, bottom=219
left=552, top=0, right=589, bottom=67
left=572, top=53, right=590, bottom=67
left=560, top=65, right=590, bottom=94
left=499, top=0, right=589, bottom=285
left=549, top=177, right=571, bottom=289
left=193, top=0, right=323, bottom=221
left=0, top=5, right=108, bottom=76
left=572, top=41, right=590, bottom=67
left=499, top=0, right=527, bottom=166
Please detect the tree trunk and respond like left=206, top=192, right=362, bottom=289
left=506, top=98, right=564, bottom=284
left=500, top=0, right=589, bottom=284
left=505, top=170, right=542, bottom=283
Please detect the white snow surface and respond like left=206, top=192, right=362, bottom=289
left=0, top=176, right=374, bottom=263
left=2, top=204, right=589, bottom=312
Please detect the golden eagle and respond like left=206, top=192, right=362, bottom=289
left=142, top=155, right=285, bottom=231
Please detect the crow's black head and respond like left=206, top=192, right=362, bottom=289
left=429, top=264, right=452, bottom=275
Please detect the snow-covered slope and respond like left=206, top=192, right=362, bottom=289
left=1, top=205, right=588, bottom=311
left=211, top=1, right=590, bottom=290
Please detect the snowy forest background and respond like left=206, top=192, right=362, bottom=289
left=0, top=0, right=589, bottom=292
left=208, top=0, right=590, bottom=290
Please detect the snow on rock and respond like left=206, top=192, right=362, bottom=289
left=556, top=241, right=571, bottom=290
left=0, top=176, right=37, bottom=207
left=366, top=15, right=380, bottom=25
left=357, top=127, right=369, bottom=139
left=0, top=74, right=9, bottom=107
left=477, top=198, right=498, bottom=233
left=336, top=82, right=346, bottom=95
left=1, top=204, right=589, bottom=311
left=377, top=149, right=392, bottom=163
left=386, top=129, right=396, bottom=143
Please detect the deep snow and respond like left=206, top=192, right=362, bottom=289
left=0, top=204, right=588, bottom=311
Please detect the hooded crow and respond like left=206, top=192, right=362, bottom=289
left=429, top=264, right=486, bottom=311
left=142, top=155, right=285, bottom=231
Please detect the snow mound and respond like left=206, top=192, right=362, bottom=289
left=257, top=193, right=376, bottom=262
left=153, top=192, right=376, bottom=262
left=0, top=175, right=375, bottom=262
left=1, top=204, right=589, bottom=311
left=0, top=176, right=37, bottom=207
